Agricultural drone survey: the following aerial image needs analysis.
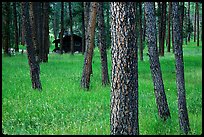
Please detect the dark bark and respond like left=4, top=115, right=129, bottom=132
left=81, top=2, right=85, bottom=55
left=13, top=2, right=19, bottom=52
left=187, top=2, right=191, bottom=42
left=81, top=2, right=97, bottom=89
left=22, top=2, right=42, bottom=90
left=139, top=2, right=143, bottom=61
left=196, top=2, right=199, bottom=46
left=179, top=2, right=184, bottom=46
left=69, top=2, right=74, bottom=54
left=172, top=2, right=190, bottom=134
left=60, top=2, right=64, bottom=54
left=97, top=2, right=110, bottom=86
left=160, top=2, right=166, bottom=56
left=194, top=3, right=196, bottom=42
left=145, top=2, right=171, bottom=121
left=158, top=2, right=162, bottom=54
left=110, top=2, right=138, bottom=135
left=143, top=3, right=146, bottom=42
left=3, top=2, right=10, bottom=55
left=167, top=2, right=172, bottom=52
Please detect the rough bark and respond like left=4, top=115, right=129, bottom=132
left=167, top=2, right=172, bottom=52
left=139, top=2, right=143, bottom=61
left=97, top=2, right=110, bottom=86
left=172, top=2, right=190, bottom=134
left=81, top=2, right=97, bottom=89
left=179, top=2, right=184, bottom=46
left=110, top=2, right=139, bottom=135
left=22, top=2, right=42, bottom=90
left=60, top=2, right=64, bottom=54
left=145, top=2, right=171, bottom=121
left=69, top=2, right=74, bottom=54
left=13, top=2, right=19, bottom=52
left=160, top=2, right=166, bottom=56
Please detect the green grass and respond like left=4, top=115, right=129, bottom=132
left=2, top=41, right=202, bottom=135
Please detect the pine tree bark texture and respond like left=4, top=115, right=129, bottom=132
left=97, top=2, right=110, bottom=86
left=81, top=2, right=97, bottom=89
left=110, top=2, right=139, bottom=135
left=172, top=2, right=190, bottom=134
left=160, top=2, right=166, bottom=56
left=144, top=2, right=171, bottom=121
left=22, top=2, right=42, bottom=90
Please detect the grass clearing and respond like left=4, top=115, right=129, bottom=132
left=2, top=41, right=202, bottom=135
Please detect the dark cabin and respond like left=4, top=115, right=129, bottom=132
left=52, top=33, right=82, bottom=53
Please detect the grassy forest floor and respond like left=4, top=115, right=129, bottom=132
left=2, top=41, right=202, bottom=135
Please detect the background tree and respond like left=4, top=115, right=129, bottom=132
left=69, top=2, right=74, bottom=54
left=97, top=2, right=110, bottom=86
left=81, top=2, right=85, bottom=55
left=167, top=2, right=172, bottom=52
left=145, top=2, right=171, bottom=121
left=172, top=2, right=190, bottom=134
left=160, top=2, right=166, bottom=56
left=81, top=2, right=97, bottom=89
left=60, top=2, right=64, bottom=54
left=22, top=2, right=42, bottom=90
left=110, top=2, right=138, bottom=135
left=139, top=2, right=143, bottom=61
left=13, top=2, right=19, bottom=52
left=196, top=2, right=199, bottom=47
left=194, top=3, right=196, bottom=42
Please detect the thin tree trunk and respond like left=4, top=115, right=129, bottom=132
left=167, top=2, right=171, bottom=52
left=187, top=2, right=191, bottom=42
left=145, top=2, right=171, bottom=121
left=97, top=2, right=110, bottom=86
left=172, top=2, right=190, bottom=134
left=13, top=2, right=19, bottom=52
left=196, top=2, right=199, bottom=46
left=160, top=2, right=166, bottom=56
left=22, top=2, right=42, bottom=90
left=110, top=2, right=138, bottom=135
left=194, top=3, right=196, bottom=42
left=60, top=2, right=64, bottom=54
left=69, top=2, right=74, bottom=54
left=139, top=2, right=143, bottom=61
left=143, top=3, right=146, bottom=42
left=81, top=2, right=85, bottom=55
left=81, top=2, right=97, bottom=89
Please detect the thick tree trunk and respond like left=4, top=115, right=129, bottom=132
left=139, top=2, right=143, bottom=61
left=60, top=2, right=64, bottom=54
left=97, top=2, right=110, bottom=86
left=69, top=2, right=74, bottom=54
left=81, top=2, right=97, bottom=89
left=172, top=2, right=190, bottom=134
left=167, top=2, right=172, bottom=52
left=13, top=2, right=19, bottom=52
left=22, top=2, right=42, bottom=90
left=145, top=2, right=171, bottom=121
left=196, top=2, right=199, bottom=46
left=110, top=2, right=138, bottom=135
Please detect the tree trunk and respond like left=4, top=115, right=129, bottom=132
left=3, top=2, right=10, bottom=55
left=145, top=2, right=171, bottom=121
left=13, top=2, right=19, bottom=52
left=97, top=2, right=110, bottom=86
left=194, top=3, right=196, bottom=42
left=110, top=2, right=139, bottom=135
left=167, top=2, right=171, bottom=52
left=160, top=2, right=166, bottom=56
left=139, top=2, right=143, bottom=61
left=158, top=2, right=162, bottom=54
left=81, top=2, right=97, bottom=89
left=196, top=2, right=199, bottom=46
left=60, top=2, right=64, bottom=54
left=187, top=2, right=191, bottom=42
left=22, top=2, right=42, bottom=90
left=172, top=2, right=190, bottom=134
left=69, top=2, right=74, bottom=54
left=81, top=2, right=85, bottom=55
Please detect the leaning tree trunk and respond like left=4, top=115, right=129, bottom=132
left=172, top=2, right=190, bottom=134
left=110, top=2, right=139, bottom=135
left=81, top=2, right=97, bottom=89
left=13, top=2, right=19, bottom=52
left=144, top=2, right=171, bottom=121
left=69, top=2, right=74, bottom=54
left=196, top=2, right=199, bottom=47
left=97, top=2, right=110, bottom=86
left=22, top=2, right=42, bottom=90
